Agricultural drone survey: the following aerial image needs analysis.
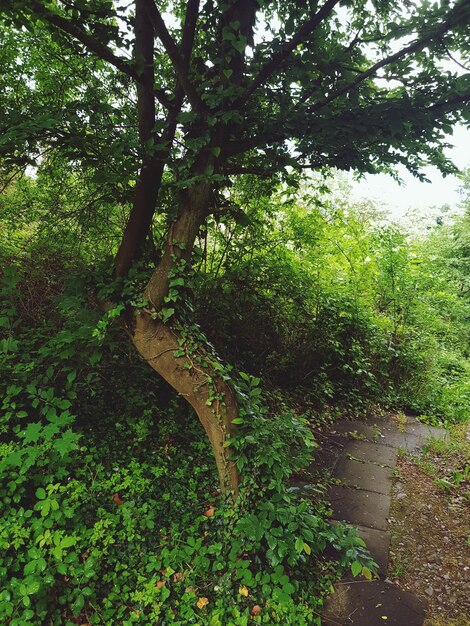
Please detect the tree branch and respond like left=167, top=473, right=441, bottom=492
left=430, top=91, right=470, bottom=114
left=181, top=0, right=200, bottom=66
left=222, top=163, right=315, bottom=176
left=308, top=1, right=470, bottom=114
left=113, top=1, right=202, bottom=277
left=28, top=0, right=172, bottom=110
left=224, top=83, right=470, bottom=162
left=145, top=0, right=207, bottom=114
left=243, top=0, right=341, bottom=101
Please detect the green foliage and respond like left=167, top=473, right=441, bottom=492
left=0, top=1, right=469, bottom=621
left=2, top=0, right=469, bottom=189
left=0, top=257, right=375, bottom=625
left=2, top=167, right=468, bottom=625
left=195, top=174, right=470, bottom=422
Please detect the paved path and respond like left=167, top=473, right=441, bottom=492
left=305, top=413, right=447, bottom=626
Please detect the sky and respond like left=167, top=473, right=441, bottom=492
left=348, top=125, right=469, bottom=225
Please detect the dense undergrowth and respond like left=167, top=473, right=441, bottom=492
left=194, top=175, right=470, bottom=423
left=0, top=257, right=372, bottom=625
left=1, top=171, right=470, bottom=624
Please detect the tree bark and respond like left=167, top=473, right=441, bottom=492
left=114, top=0, right=160, bottom=278
left=145, top=183, right=211, bottom=308
left=131, top=312, right=239, bottom=495
left=123, top=181, right=240, bottom=496
left=113, top=1, right=241, bottom=495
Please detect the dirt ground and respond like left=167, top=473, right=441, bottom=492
left=388, top=424, right=470, bottom=626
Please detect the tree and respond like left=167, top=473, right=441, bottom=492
left=1, top=0, right=469, bottom=494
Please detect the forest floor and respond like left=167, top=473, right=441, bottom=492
left=389, top=423, right=470, bottom=626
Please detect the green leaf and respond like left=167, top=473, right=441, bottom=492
left=53, top=429, right=80, bottom=457
left=161, top=307, right=175, bottom=323
left=41, top=499, right=51, bottom=517
left=52, top=545, right=63, bottom=560
left=26, top=580, right=41, bottom=595
left=169, top=277, right=185, bottom=287
left=232, top=35, right=247, bottom=53
left=35, top=488, right=46, bottom=500
left=22, top=422, right=43, bottom=444
left=351, top=560, right=362, bottom=577
left=71, top=593, right=85, bottom=616
left=0, top=316, right=9, bottom=327
left=61, top=536, right=77, bottom=548
left=89, top=351, right=102, bottom=365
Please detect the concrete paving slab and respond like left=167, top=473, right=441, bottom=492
left=355, top=525, right=390, bottom=575
left=329, top=485, right=391, bottom=531
left=364, top=415, right=401, bottom=435
left=319, top=413, right=435, bottom=626
left=307, top=446, right=342, bottom=474
left=375, top=431, right=423, bottom=451
left=336, top=458, right=393, bottom=495
left=403, top=419, right=448, bottom=441
left=323, top=579, right=426, bottom=626
left=344, top=440, right=397, bottom=467
left=328, top=419, right=379, bottom=442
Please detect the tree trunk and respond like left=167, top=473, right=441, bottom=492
left=113, top=0, right=162, bottom=278
left=113, top=0, right=241, bottom=492
left=121, top=181, right=240, bottom=496
left=131, top=312, right=239, bottom=496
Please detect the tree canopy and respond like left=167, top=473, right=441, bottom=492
left=2, top=1, right=469, bottom=227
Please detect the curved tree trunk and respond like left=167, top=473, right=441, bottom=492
left=110, top=0, right=242, bottom=495
left=116, top=181, right=241, bottom=496
left=131, top=311, right=239, bottom=496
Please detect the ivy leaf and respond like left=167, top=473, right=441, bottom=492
left=71, top=593, right=85, bottom=616
left=161, top=307, right=175, bottom=322
left=232, top=36, right=247, bottom=53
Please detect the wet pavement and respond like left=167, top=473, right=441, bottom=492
left=308, top=413, right=447, bottom=626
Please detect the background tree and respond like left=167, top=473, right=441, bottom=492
left=1, top=0, right=469, bottom=492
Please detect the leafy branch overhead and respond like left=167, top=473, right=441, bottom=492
left=2, top=0, right=469, bottom=179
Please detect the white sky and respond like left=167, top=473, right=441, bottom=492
left=348, top=124, right=469, bottom=224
